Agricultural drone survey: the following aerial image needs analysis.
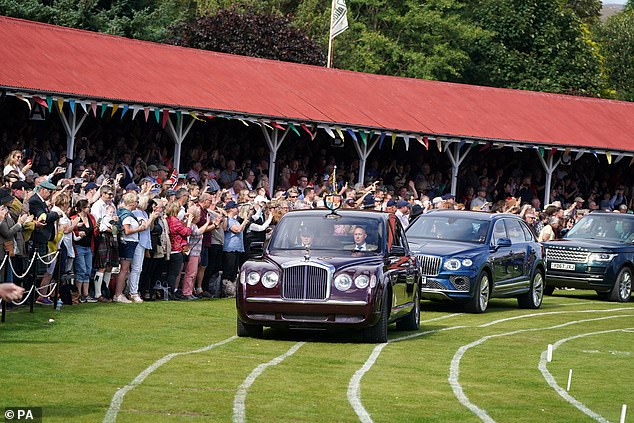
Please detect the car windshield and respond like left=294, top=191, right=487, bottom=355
left=406, top=215, right=490, bottom=244
left=268, top=214, right=384, bottom=254
left=565, top=214, right=634, bottom=242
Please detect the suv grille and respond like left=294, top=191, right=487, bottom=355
left=418, top=255, right=442, bottom=276
left=546, top=247, right=590, bottom=263
left=282, top=264, right=330, bottom=300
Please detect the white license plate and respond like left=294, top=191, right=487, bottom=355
left=551, top=262, right=575, bottom=271
left=420, top=276, right=427, bottom=285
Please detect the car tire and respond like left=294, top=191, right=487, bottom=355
left=543, top=285, right=555, bottom=296
left=363, top=292, right=389, bottom=343
left=608, top=267, right=632, bottom=303
left=518, top=268, right=544, bottom=309
left=396, top=286, right=420, bottom=331
left=237, top=317, right=263, bottom=338
left=466, top=271, right=490, bottom=314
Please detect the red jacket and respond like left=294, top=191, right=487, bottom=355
left=70, top=212, right=98, bottom=252
left=167, top=215, right=192, bottom=253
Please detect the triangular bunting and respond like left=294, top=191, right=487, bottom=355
left=423, top=136, right=429, bottom=150
left=110, top=104, right=119, bottom=118
left=101, top=103, right=108, bottom=118
left=391, top=133, right=397, bottom=149
left=479, top=142, right=491, bottom=152
left=132, top=107, right=140, bottom=120
left=190, top=112, right=204, bottom=122
left=69, top=99, right=75, bottom=114
left=176, top=111, right=182, bottom=128
left=301, top=123, right=314, bottom=140
left=335, top=127, right=344, bottom=140
left=57, top=98, right=64, bottom=112
left=161, top=109, right=169, bottom=128
left=323, top=126, right=335, bottom=138
left=79, top=101, right=87, bottom=113
left=606, top=151, right=612, bottom=164
left=436, top=139, right=442, bottom=152
left=288, top=123, right=301, bottom=137
left=538, top=147, right=545, bottom=158
left=238, top=118, right=249, bottom=126
left=154, top=108, right=160, bottom=123
left=46, top=96, right=53, bottom=111
left=143, top=107, right=149, bottom=122
left=120, top=105, right=129, bottom=119
left=347, top=129, right=358, bottom=142
left=378, top=132, right=386, bottom=149
left=403, top=135, right=410, bottom=151
left=359, top=131, right=367, bottom=145
left=33, top=96, right=47, bottom=109
left=90, top=101, right=97, bottom=117
left=272, top=122, right=285, bottom=130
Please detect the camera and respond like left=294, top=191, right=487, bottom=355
left=73, top=177, right=84, bottom=184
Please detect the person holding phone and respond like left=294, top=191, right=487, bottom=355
left=3, top=150, right=30, bottom=181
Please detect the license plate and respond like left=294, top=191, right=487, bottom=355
left=420, top=276, right=427, bottom=286
left=551, top=262, right=575, bottom=271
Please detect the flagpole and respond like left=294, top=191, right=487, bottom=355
left=327, top=0, right=335, bottom=68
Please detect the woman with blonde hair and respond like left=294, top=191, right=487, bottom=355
left=128, top=194, right=160, bottom=302
left=3, top=150, right=31, bottom=181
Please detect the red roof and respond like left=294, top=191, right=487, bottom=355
left=1, top=15, right=633, bottom=151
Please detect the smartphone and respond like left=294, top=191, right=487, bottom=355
left=27, top=158, right=32, bottom=165
left=73, top=177, right=84, bottom=184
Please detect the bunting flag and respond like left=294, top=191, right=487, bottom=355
left=458, top=140, right=466, bottom=150
left=272, top=122, right=285, bottom=130
left=606, top=151, right=612, bottom=164
left=436, top=139, right=442, bottom=152
left=547, top=147, right=557, bottom=159
left=120, top=105, right=129, bottom=120
left=422, top=136, right=429, bottom=150
left=91, top=101, right=97, bottom=117
left=79, top=101, right=87, bottom=114
left=288, top=123, right=301, bottom=136
left=512, top=145, right=521, bottom=152
left=161, top=109, right=169, bottom=128
left=143, top=107, right=149, bottom=122
left=46, top=96, right=53, bottom=111
left=403, top=135, right=410, bottom=151
left=238, top=118, right=249, bottom=126
left=347, top=128, right=358, bottom=142
left=630, top=156, right=634, bottom=167
left=359, top=130, right=367, bottom=145
left=189, top=112, right=204, bottom=122
left=15, top=94, right=32, bottom=110
left=575, top=151, right=584, bottom=160
left=538, top=147, right=545, bottom=158
left=378, top=132, right=386, bottom=149
left=110, top=104, right=119, bottom=118
left=101, top=103, right=108, bottom=118
left=301, top=123, right=315, bottom=139
left=391, top=133, right=397, bottom=149
left=205, top=114, right=216, bottom=120
left=335, top=126, right=344, bottom=140
left=57, top=98, right=65, bottom=112
left=33, top=96, right=47, bottom=109
left=258, top=120, right=273, bottom=130
left=591, top=150, right=598, bottom=161
left=323, top=126, right=336, bottom=139
left=176, top=111, right=182, bottom=128
left=69, top=99, right=75, bottom=114
left=614, top=154, right=625, bottom=164
left=132, top=107, right=140, bottom=120
left=154, top=108, right=160, bottom=123
left=479, top=142, right=491, bottom=152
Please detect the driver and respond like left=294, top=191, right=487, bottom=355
left=352, top=226, right=368, bottom=251
left=298, top=226, right=314, bottom=247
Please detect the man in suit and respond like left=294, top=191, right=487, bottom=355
left=28, top=180, right=61, bottom=305
left=352, top=226, right=369, bottom=251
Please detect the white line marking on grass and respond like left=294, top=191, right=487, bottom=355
left=104, top=336, right=237, bottom=423
left=421, top=313, right=465, bottom=323
left=347, top=325, right=468, bottom=422
left=450, top=315, right=634, bottom=422
left=480, top=307, right=633, bottom=328
left=538, top=327, right=634, bottom=423
left=233, top=342, right=304, bottom=423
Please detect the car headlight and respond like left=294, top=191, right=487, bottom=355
left=240, top=271, right=246, bottom=284
left=247, top=271, right=261, bottom=286
left=334, top=274, right=353, bottom=291
left=588, top=253, right=616, bottom=262
left=461, top=258, right=473, bottom=267
left=370, top=274, right=377, bottom=288
left=354, top=275, right=370, bottom=289
left=261, top=271, right=279, bottom=288
left=443, top=258, right=461, bottom=271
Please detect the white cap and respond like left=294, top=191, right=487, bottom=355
left=253, top=195, right=270, bottom=203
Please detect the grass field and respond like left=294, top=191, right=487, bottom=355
left=1, top=290, right=632, bottom=422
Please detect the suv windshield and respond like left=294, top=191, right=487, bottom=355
left=269, top=214, right=384, bottom=254
left=565, top=213, right=634, bottom=242
left=406, top=215, right=490, bottom=244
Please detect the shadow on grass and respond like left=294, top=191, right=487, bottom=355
left=421, top=298, right=519, bottom=314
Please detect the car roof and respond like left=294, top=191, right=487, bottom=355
left=419, top=209, right=520, bottom=221
left=285, top=208, right=390, bottom=221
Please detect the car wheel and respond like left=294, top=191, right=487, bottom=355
left=363, top=292, right=389, bottom=343
left=237, top=317, right=263, bottom=338
left=396, top=286, right=420, bottom=331
left=543, top=285, right=555, bottom=296
left=466, top=271, right=490, bottom=314
left=608, top=267, right=632, bottom=303
left=518, top=269, right=544, bottom=309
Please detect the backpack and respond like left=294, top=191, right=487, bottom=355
left=116, top=207, right=138, bottom=242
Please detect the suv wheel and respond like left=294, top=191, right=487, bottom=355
left=518, top=269, right=544, bottom=309
left=363, top=292, right=389, bottom=343
left=609, top=267, right=632, bottom=302
left=237, top=317, right=263, bottom=338
left=466, top=271, right=490, bottom=313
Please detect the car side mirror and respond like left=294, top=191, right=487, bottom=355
left=389, top=245, right=406, bottom=256
left=495, top=238, right=512, bottom=248
left=250, top=242, right=264, bottom=256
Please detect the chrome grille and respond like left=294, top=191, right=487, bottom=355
left=546, top=247, right=590, bottom=263
left=418, top=255, right=442, bottom=276
left=282, top=264, right=329, bottom=300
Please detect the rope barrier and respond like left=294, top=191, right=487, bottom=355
left=37, top=251, right=59, bottom=265
left=0, top=255, right=7, bottom=272
left=34, top=282, right=57, bottom=298
left=7, top=252, right=38, bottom=280
left=10, top=285, right=34, bottom=306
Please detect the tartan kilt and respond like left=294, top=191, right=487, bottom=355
left=34, top=242, right=50, bottom=277
left=94, top=232, right=119, bottom=269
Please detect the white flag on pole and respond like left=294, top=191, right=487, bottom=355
left=330, top=0, right=349, bottom=40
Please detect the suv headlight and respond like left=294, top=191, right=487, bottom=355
left=444, top=258, right=461, bottom=271
left=354, top=275, right=370, bottom=289
left=261, top=271, right=279, bottom=288
left=247, top=271, right=260, bottom=286
left=588, top=253, right=616, bottom=262
left=334, top=274, right=353, bottom=291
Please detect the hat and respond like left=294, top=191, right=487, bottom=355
left=574, top=197, right=584, bottom=203
left=253, top=195, right=269, bottom=204
left=158, top=165, right=169, bottom=172
left=396, top=200, right=411, bottom=208
left=206, top=178, right=221, bottom=193
left=386, top=199, right=397, bottom=207
left=0, top=188, right=13, bottom=205
left=441, top=193, right=455, bottom=201
left=345, top=198, right=355, bottom=207
left=38, top=181, right=57, bottom=190
left=524, top=211, right=536, bottom=218
left=410, top=204, right=424, bottom=218
left=432, top=196, right=443, bottom=205
left=125, top=183, right=140, bottom=192
left=147, top=164, right=158, bottom=172
left=224, top=200, right=239, bottom=210
left=166, top=189, right=177, bottom=197
left=11, top=181, right=28, bottom=190
left=362, top=195, right=375, bottom=208
left=84, top=182, right=99, bottom=191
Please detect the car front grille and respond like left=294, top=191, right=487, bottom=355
left=281, top=264, right=330, bottom=301
left=418, top=255, right=442, bottom=276
left=546, top=247, right=590, bottom=263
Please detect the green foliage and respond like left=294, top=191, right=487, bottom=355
left=560, top=0, right=602, bottom=24
left=460, top=0, right=603, bottom=96
left=166, top=8, right=325, bottom=65
left=597, top=8, right=634, bottom=101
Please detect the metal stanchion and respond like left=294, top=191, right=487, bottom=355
left=1, top=300, right=5, bottom=323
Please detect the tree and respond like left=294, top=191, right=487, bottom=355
left=460, top=0, right=603, bottom=96
left=166, top=8, right=325, bottom=65
left=598, top=7, right=634, bottom=101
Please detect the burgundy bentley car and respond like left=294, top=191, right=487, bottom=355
left=236, top=209, right=421, bottom=342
